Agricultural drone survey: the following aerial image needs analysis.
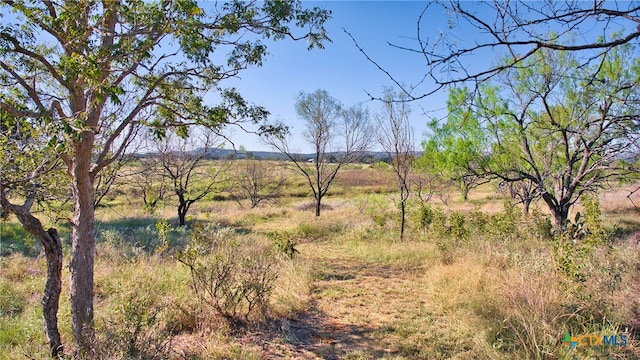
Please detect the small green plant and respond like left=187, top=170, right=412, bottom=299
left=363, top=195, right=392, bottom=227
left=468, top=208, right=489, bottom=235
left=551, top=234, right=589, bottom=283
left=154, top=219, right=172, bottom=255
left=414, top=203, right=434, bottom=231
left=530, top=207, right=553, bottom=239
left=448, top=211, right=468, bottom=240
left=486, top=202, right=521, bottom=242
left=415, top=204, right=448, bottom=238
left=271, top=231, right=298, bottom=259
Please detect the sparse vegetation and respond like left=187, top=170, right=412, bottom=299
left=1, top=161, right=639, bottom=359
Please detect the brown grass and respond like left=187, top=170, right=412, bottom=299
left=2, top=166, right=640, bottom=359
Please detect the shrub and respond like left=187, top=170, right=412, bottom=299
left=448, top=211, right=468, bottom=240
left=529, top=207, right=553, bottom=240
left=413, top=204, right=447, bottom=237
left=96, top=293, right=174, bottom=360
left=176, top=227, right=279, bottom=325
left=154, top=218, right=172, bottom=255
left=468, top=208, right=490, bottom=235
left=486, top=202, right=521, bottom=242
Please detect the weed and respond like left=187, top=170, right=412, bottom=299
left=154, top=218, right=172, bottom=255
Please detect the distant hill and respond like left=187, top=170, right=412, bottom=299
left=136, top=147, right=422, bottom=164
left=205, top=148, right=397, bottom=163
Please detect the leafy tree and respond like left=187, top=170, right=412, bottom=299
left=438, top=48, right=640, bottom=230
left=0, top=0, right=329, bottom=355
left=266, top=89, right=373, bottom=217
left=377, top=88, right=414, bottom=240
left=422, top=87, right=490, bottom=201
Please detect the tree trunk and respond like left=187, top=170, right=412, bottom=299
left=522, top=199, right=531, bottom=217
left=399, top=200, right=406, bottom=241
left=42, top=228, right=64, bottom=357
left=549, top=203, right=570, bottom=233
left=315, top=195, right=321, bottom=217
left=461, top=183, right=470, bottom=201
left=0, top=190, right=64, bottom=357
left=178, top=197, right=187, bottom=227
left=69, top=143, right=97, bottom=357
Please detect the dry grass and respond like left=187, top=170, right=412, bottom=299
left=2, top=169, right=640, bottom=359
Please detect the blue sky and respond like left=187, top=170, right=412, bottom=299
left=223, top=1, right=452, bottom=152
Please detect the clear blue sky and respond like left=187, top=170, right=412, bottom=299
left=223, top=1, right=452, bottom=153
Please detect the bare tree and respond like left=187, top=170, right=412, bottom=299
left=377, top=88, right=414, bottom=240
left=348, top=1, right=640, bottom=100
left=155, top=129, right=229, bottom=227
left=229, top=160, right=286, bottom=208
left=130, top=155, right=170, bottom=214
left=266, top=89, right=373, bottom=217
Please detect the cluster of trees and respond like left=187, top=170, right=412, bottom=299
left=2, top=0, right=640, bottom=357
left=423, top=47, right=640, bottom=229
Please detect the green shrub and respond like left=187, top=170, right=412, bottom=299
left=486, top=202, right=521, bottom=242
left=530, top=207, right=553, bottom=240
left=468, top=208, right=490, bottom=235
left=448, top=211, right=468, bottom=240
left=413, top=204, right=447, bottom=238
left=154, top=218, right=172, bottom=255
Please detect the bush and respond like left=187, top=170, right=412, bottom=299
left=96, top=293, right=174, bottom=360
left=413, top=204, right=447, bottom=237
left=448, top=211, right=468, bottom=240
left=176, top=226, right=279, bottom=325
left=486, top=202, right=521, bottom=242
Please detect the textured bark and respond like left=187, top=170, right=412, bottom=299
left=42, top=228, right=64, bottom=357
left=69, top=134, right=97, bottom=357
left=0, top=191, right=63, bottom=357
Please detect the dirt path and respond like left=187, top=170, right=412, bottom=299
left=250, top=251, right=430, bottom=359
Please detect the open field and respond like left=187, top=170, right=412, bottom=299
left=2, top=163, right=640, bottom=359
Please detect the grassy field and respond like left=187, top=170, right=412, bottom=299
left=1, top=162, right=640, bottom=359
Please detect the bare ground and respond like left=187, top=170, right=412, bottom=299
left=234, top=244, right=433, bottom=359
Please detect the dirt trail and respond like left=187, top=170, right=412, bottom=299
left=252, top=254, right=428, bottom=359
